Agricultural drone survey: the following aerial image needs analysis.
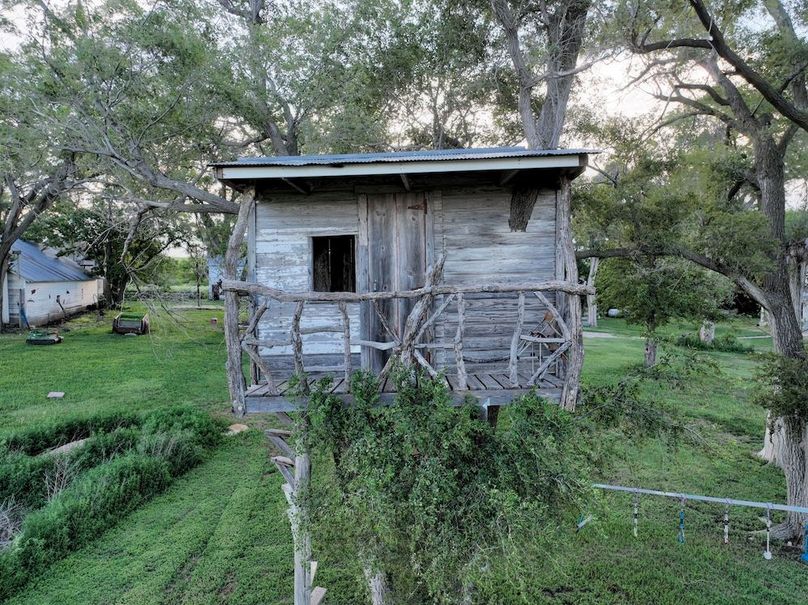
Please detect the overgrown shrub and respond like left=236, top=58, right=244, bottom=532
left=0, top=454, right=172, bottom=595
left=674, top=332, right=753, bottom=353
left=578, top=379, right=683, bottom=441
left=306, top=370, right=591, bottom=604
left=0, top=406, right=224, bottom=598
left=1, top=411, right=141, bottom=455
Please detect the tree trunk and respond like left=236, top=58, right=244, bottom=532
left=224, top=190, right=255, bottom=416
left=750, top=136, right=808, bottom=538
left=699, top=320, right=715, bottom=345
left=0, top=243, right=12, bottom=333
left=586, top=257, right=599, bottom=327
left=535, top=0, right=591, bottom=148
left=772, top=416, right=808, bottom=539
left=362, top=562, right=392, bottom=605
left=644, top=337, right=657, bottom=368
left=557, top=177, right=583, bottom=410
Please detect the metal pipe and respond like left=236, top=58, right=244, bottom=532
left=592, top=483, right=808, bottom=515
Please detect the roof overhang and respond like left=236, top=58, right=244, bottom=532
left=212, top=150, right=592, bottom=183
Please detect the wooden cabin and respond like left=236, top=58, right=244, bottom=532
left=214, top=147, right=593, bottom=414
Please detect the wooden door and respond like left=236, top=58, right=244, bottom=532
left=359, top=191, right=431, bottom=372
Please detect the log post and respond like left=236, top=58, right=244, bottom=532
left=586, top=257, right=599, bottom=327
left=557, top=176, right=583, bottom=411
left=224, top=188, right=255, bottom=416
left=292, top=450, right=312, bottom=605
left=509, top=292, right=525, bottom=387
left=269, top=430, right=326, bottom=605
left=339, top=301, right=352, bottom=385
left=291, top=300, right=308, bottom=394
left=453, top=292, right=467, bottom=390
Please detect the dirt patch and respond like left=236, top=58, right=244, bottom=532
left=226, top=424, right=249, bottom=436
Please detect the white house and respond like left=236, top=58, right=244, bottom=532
left=1, top=240, right=103, bottom=327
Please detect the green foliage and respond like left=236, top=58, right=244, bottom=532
left=753, top=354, right=808, bottom=422
left=0, top=406, right=223, bottom=597
left=674, top=332, right=754, bottom=354
left=578, top=379, right=683, bottom=441
left=597, top=257, right=733, bottom=337
left=0, top=453, right=172, bottom=596
left=638, top=348, right=721, bottom=390
left=26, top=201, right=190, bottom=304
left=1, top=411, right=142, bottom=456
left=306, top=369, right=591, bottom=603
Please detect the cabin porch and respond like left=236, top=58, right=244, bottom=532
left=227, top=257, right=591, bottom=415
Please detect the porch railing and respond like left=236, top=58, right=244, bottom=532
left=223, top=256, right=594, bottom=397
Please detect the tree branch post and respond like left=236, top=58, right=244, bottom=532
left=557, top=176, right=583, bottom=410
left=224, top=188, right=255, bottom=415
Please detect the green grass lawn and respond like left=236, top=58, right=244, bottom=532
left=2, top=312, right=806, bottom=604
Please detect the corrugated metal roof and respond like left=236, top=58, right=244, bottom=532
left=210, top=146, right=597, bottom=168
left=10, top=240, right=93, bottom=283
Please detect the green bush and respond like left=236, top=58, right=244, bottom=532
left=0, top=406, right=224, bottom=598
left=0, top=427, right=141, bottom=511
left=674, top=332, right=753, bottom=353
left=1, top=411, right=141, bottom=456
left=306, top=370, right=591, bottom=603
left=0, top=454, right=172, bottom=596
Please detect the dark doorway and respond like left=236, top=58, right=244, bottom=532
left=312, top=235, right=356, bottom=292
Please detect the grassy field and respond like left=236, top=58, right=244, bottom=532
left=2, top=310, right=807, bottom=603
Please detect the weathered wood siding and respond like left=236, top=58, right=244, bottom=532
left=434, top=186, right=559, bottom=375
left=254, top=191, right=361, bottom=358
left=252, top=185, right=560, bottom=379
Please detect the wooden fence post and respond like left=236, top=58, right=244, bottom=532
left=557, top=177, right=583, bottom=411
left=224, top=188, right=255, bottom=416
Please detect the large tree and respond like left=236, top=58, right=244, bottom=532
left=578, top=0, right=808, bottom=537
left=0, top=50, right=87, bottom=329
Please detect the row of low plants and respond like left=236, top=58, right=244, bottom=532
left=0, top=407, right=225, bottom=598
left=671, top=332, right=755, bottom=354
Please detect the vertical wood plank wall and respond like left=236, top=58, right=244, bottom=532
left=254, top=191, right=362, bottom=358
left=434, top=186, right=557, bottom=373
left=253, top=185, right=558, bottom=376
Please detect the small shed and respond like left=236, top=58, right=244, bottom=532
left=1, top=240, right=101, bottom=327
left=214, top=147, right=594, bottom=413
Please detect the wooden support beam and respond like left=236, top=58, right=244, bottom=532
left=400, top=173, right=411, bottom=191
left=339, top=301, right=352, bottom=384
left=527, top=341, right=571, bottom=385
left=454, top=292, right=467, bottom=390
left=241, top=342, right=278, bottom=395
left=224, top=188, right=255, bottom=416
left=291, top=301, right=308, bottom=394
left=509, top=292, right=525, bottom=387
left=355, top=339, right=398, bottom=351
left=498, top=169, right=519, bottom=186
left=282, top=177, right=311, bottom=195
left=272, top=455, right=296, bottom=488
left=223, top=279, right=595, bottom=302
left=266, top=429, right=294, bottom=457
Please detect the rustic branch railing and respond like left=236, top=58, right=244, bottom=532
left=225, top=269, right=593, bottom=398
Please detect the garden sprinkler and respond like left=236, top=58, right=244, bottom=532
left=723, top=503, right=730, bottom=545
left=576, top=514, right=593, bottom=532
left=632, top=492, right=639, bottom=538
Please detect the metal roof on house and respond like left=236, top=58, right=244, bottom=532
left=10, top=240, right=93, bottom=283
left=210, top=147, right=597, bottom=168
left=211, top=147, right=596, bottom=183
